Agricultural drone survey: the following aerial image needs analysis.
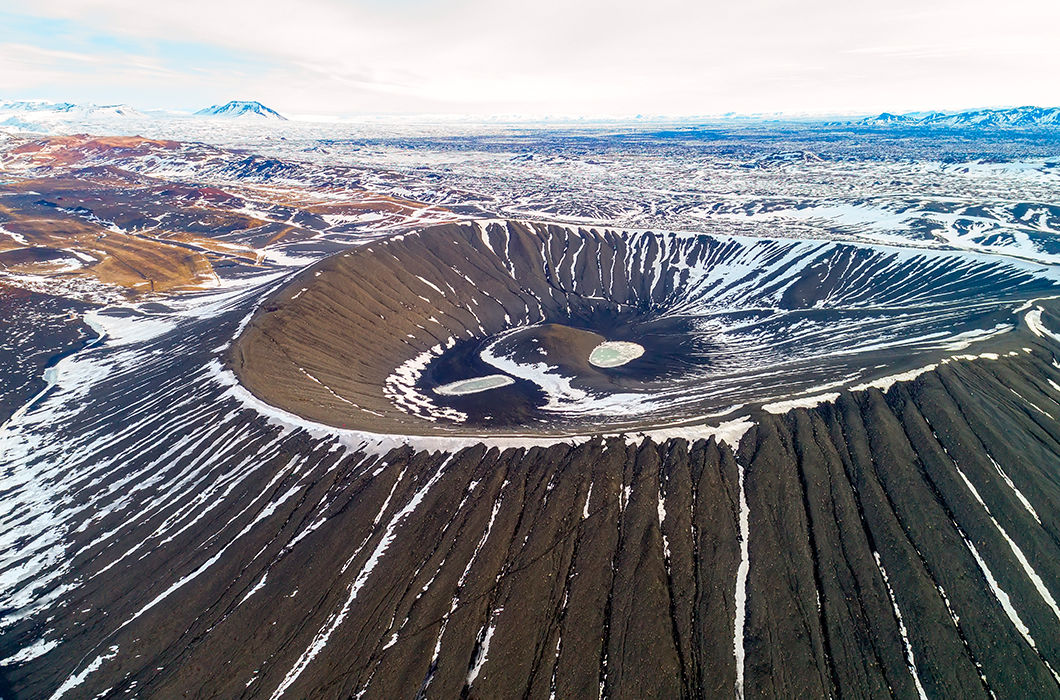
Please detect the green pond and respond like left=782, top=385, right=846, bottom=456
left=435, top=374, right=515, bottom=396
left=588, top=341, right=645, bottom=368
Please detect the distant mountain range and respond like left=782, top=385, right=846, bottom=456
left=0, top=100, right=78, bottom=113
left=1, top=99, right=1057, bottom=130
left=858, top=106, right=1060, bottom=129
left=194, top=100, right=287, bottom=120
left=0, top=101, right=144, bottom=118
left=0, top=99, right=285, bottom=123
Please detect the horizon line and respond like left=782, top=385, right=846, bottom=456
left=3, top=97, right=1059, bottom=124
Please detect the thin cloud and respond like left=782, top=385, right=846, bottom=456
left=1, top=0, right=1059, bottom=116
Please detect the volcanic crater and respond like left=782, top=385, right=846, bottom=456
left=231, top=220, right=1058, bottom=435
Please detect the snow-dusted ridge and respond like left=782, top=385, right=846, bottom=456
left=858, top=106, right=1060, bottom=129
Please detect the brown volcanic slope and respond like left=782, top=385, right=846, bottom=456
left=0, top=195, right=219, bottom=293
left=0, top=134, right=457, bottom=298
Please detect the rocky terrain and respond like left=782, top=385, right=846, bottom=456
left=2, top=122, right=1060, bottom=699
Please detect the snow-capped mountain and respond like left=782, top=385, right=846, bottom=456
left=194, top=100, right=287, bottom=120
left=0, top=100, right=78, bottom=113
left=0, top=101, right=146, bottom=133
left=859, top=106, right=1060, bottom=128
left=0, top=100, right=142, bottom=117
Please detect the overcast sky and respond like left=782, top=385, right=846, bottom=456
left=1, top=0, right=1059, bottom=118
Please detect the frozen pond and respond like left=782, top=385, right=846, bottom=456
left=434, top=374, right=515, bottom=395
left=589, top=341, right=645, bottom=368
